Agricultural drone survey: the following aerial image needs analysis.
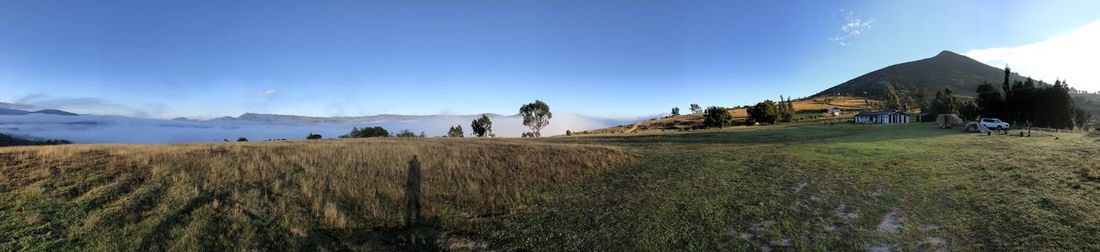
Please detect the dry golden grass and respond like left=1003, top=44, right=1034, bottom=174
left=0, top=138, right=628, bottom=250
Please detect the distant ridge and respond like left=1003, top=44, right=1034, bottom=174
left=0, top=107, right=78, bottom=116
left=31, top=109, right=79, bottom=116
left=814, top=50, right=1032, bottom=98
left=211, top=112, right=511, bottom=124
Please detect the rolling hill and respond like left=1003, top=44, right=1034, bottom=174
left=0, top=108, right=78, bottom=116
left=814, top=50, right=1032, bottom=98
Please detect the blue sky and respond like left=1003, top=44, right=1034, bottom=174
left=2, top=0, right=1099, bottom=118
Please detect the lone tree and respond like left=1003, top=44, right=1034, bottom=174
left=690, top=104, right=702, bottom=114
left=671, top=107, right=680, bottom=116
left=306, top=133, right=322, bottom=140
left=519, top=100, right=552, bottom=137
left=471, top=114, right=493, bottom=137
left=447, top=125, right=464, bottom=138
left=703, top=106, right=732, bottom=128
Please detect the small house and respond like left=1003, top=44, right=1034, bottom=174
left=827, top=107, right=842, bottom=116
left=854, top=110, right=910, bottom=124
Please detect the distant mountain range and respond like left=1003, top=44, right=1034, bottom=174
left=814, top=51, right=1034, bottom=98
left=0, top=107, right=78, bottom=116
left=208, top=112, right=509, bottom=124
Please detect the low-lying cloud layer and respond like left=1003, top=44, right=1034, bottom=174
left=0, top=113, right=647, bottom=144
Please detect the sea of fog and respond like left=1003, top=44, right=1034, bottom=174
left=0, top=113, right=647, bottom=144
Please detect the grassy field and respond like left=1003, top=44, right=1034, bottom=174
left=0, top=139, right=628, bottom=250
left=4, top=123, right=1100, bottom=250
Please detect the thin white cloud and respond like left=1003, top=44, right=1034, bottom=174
left=258, top=89, right=278, bottom=97
left=829, top=10, right=875, bottom=46
left=965, top=19, right=1100, bottom=92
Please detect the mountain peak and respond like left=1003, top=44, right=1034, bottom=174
left=933, top=50, right=964, bottom=59
left=813, top=50, right=1028, bottom=98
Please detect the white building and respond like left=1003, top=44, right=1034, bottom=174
left=855, top=110, right=910, bottom=124
left=827, top=107, right=842, bottom=116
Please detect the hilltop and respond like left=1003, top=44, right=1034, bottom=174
left=814, top=50, right=1032, bottom=98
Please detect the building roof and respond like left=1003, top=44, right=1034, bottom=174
left=855, top=110, right=909, bottom=117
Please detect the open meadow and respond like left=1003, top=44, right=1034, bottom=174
left=3, top=123, right=1100, bottom=250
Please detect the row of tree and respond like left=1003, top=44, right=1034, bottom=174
left=669, top=104, right=705, bottom=117
left=447, top=114, right=494, bottom=138
left=697, top=96, right=798, bottom=128
left=975, top=67, right=1089, bottom=129
left=337, top=100, right=554, bottom=139
left=875, top=66, right=1089, bottom=130
left=0, top=133, right=71, bottom=147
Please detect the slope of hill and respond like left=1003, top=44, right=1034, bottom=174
left=30, top=109, right=79, bottom=116
left=576, top=96, right=877, bottom=135
left=814, top=51, right=1031, bottom=98
left=0, top=108, right=78, bottom=116
left=0, top=133, right=71, bottom=147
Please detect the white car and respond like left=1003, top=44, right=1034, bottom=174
left=980, top=118, right=1010, bottom=130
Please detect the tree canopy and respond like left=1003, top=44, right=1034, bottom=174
left=447, top=125, right=464, bottom=138
left=341, top=126, right=390, bottom=138
left=703, top=106, right=732, bottom=128
left=969, top=67, right=1088, bottom=129
left=471, top=114, right=493, bottom=137
left=519, top=100, right=552, bottom=137
left=747, top=100, right=780, bottom=125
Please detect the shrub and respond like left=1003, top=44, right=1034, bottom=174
left=396, top=129, right=419, bottom=138
left=237, top=137, right=249, bottom=142
left=307, top=133, right=323, bottom=140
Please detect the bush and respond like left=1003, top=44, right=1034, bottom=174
left=237, top=137, right=249, bottom=142
left=396, top=129, right=419, bottom=138
left=341, top=127, right=390, bottom=138
left=306, top=133, right=323, bottom=140
left=703, top=106, right=732, bottom=128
